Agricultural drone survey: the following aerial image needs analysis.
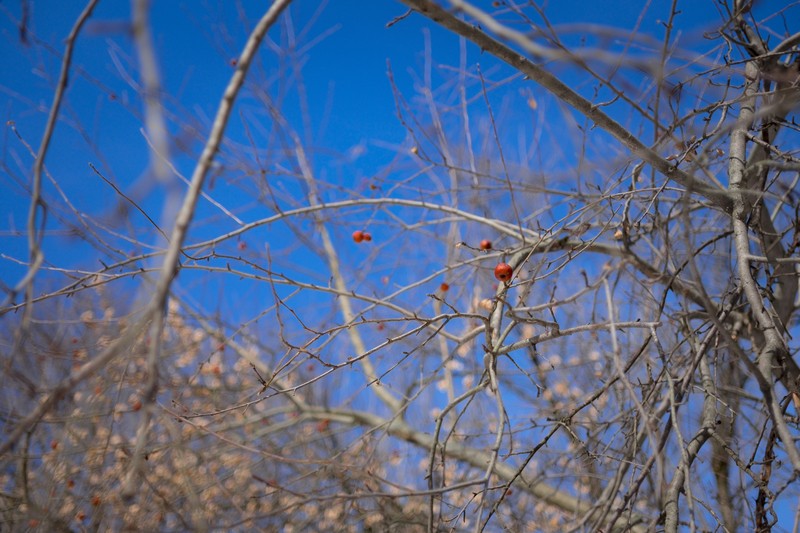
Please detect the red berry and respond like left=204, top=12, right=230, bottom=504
left=352, top=230, right=365, bottom=243
left=494, top=263, right=513, bottom=283
left=480, top=239, right=492, bottom=250
left=363, top=232, right=372, bottom=242
left=440, top=282, right=450, bottom=292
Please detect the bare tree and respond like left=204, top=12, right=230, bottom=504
left=2, top=1, right=799, bottom=531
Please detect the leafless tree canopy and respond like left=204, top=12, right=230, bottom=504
left=2, top=1, right=800, bottom=531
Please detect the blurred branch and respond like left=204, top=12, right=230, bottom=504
left=300, top=178, right=404, bottom=411
left=119, top=0, right=293, bottom=497
left=399, top=0, right=733, bottom=211
left=302, top=405, right=649, bottom=531
left=132, top=0, right=171, bottom=188
left=0, top=315, right=146, bottom=457
left=0, top=0, right=100, bottom=458
left=0, top=0, right=293, bottom=465
left=145, top=0, right=291, bottom=310
left=15, top=0, right=98, bottom=336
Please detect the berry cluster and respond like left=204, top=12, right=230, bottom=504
left=352, top=230, right=372, bottom=243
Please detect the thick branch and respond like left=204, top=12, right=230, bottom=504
left=729, top=62, right=800, bottom=472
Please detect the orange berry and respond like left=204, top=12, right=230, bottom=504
left=479, top=239, right=492, bottom=250
left=494, top=263, right=513, bottom=283
left=440, top=282, right=450, bottom=292
left=363, top=232, right=372, bottom=242
left=352, top=230, right=364, bottom=243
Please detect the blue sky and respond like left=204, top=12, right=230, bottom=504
left=0, top=0, right=726, bottom=289
left=0, top=0, right=728, bottom=308
left=2, top=1, right=797, bottom=529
